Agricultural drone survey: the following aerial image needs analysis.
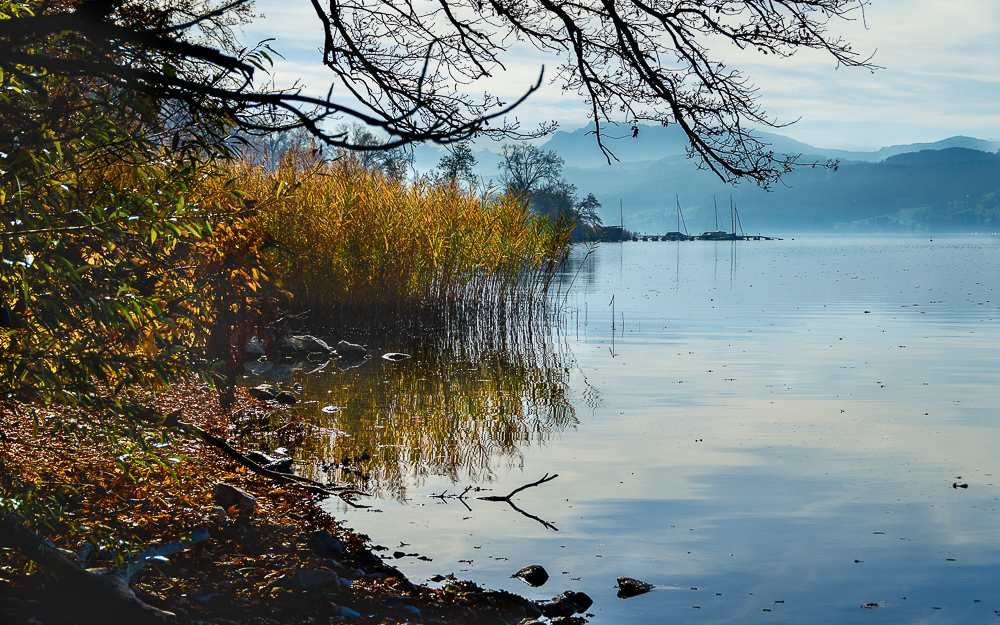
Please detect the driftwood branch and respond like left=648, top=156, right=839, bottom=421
left=476, top=473, right=559, bottom=502
left=0, top=512, right=209, bottom=624
left=156, top=410, right=371, bottom=508
left=430, top=474, right=560, bottom=531
left=477, top=474, right=559, bottom=531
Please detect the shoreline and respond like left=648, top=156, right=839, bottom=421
left=0, top=382, right=549, bottom=625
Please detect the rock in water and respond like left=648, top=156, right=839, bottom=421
left=248, top=384, right=280, bottom=401
left=617, top=576, right=653, bottom=598
left=336, top=340, right=367, bottom=359
left=245, top=450, right=274, bottom=466
left=245, top=335, right=267, bottom=356
left=559, top=590, right=593, bottom=611
left=382, top=352, right=411, bottom=361
left=538, top=594, right=581, bottom=618
left=264, top=458, right=295, bottom=473
left=289, top=334, right=333, bottom=353
left=275, top=391, right=297, bottom=405
left=512, top=564, right=549, bottom=587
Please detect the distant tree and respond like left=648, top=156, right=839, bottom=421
left=336, top=124, right=415, bottom=180
left=243, top=126, right=327, bottom=171
left=499, top=145, right=600, bottom=228
left=576, top=193, right=603, bottom=228
left=532, top=180, right=579, bottom=222
left=499, top=144, right=566, bottom=196
left=437, top=143, right=478, bottom=185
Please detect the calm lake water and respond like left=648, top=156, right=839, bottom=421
left=258, top=235, right=1000, bottom=623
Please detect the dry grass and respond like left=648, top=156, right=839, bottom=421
left=206, top=151, right=573, bottom=328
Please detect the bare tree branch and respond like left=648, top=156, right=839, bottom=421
left=310, top=0, right=875, bottom=187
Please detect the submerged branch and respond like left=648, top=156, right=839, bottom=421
left=154, top=409, right=371, bottom=507
left=476, top=473, right=559, bottom=502
left=428, top=474, right=561, bottom=531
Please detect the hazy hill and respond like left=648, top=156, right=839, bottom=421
left=534, top=123, right=1000, bottom=168
left=411, top=124, right=1000, bottom=234
left=563, top=147, right=1000, bottom=234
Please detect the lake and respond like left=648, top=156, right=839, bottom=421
left=261, top=235, right=1000, bottom=624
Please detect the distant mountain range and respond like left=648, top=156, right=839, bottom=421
left=412, top=124, right=1000, bottom=234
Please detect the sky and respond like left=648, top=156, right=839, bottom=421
left=241, top=1, right=1000, bottom=152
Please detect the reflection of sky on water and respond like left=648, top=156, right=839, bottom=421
left=328, top=235, right=1000, bottom=624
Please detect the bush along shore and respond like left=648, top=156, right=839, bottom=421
left=1, top=382, right=586, bottom=625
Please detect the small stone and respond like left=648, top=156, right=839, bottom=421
left=245, top=451, right=274, bottom=466
left=275, top=391, right=297, bottom=405
left=264, top=458, right=295, bottom=473
left=558, top=590, right=593, bottom=612
left=382, top=352, right=411, bottom=361
left=512, top=564, right=549, bottom=587
left=309, top=530, right=346, bottom=558
left=248, top=384, right=280, bottom=401
left=293, top=569, right=341, bottom=590
left=212, top=483, right=256, bottom=515
left=336, top=340, right=367, bottom=358
left=398, top=605, right=421, bottom=619
left=617, top=576, right=653, bottom=598
left=330, top=605, right=361, bottom=619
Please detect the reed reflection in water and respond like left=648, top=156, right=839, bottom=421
left=242, top=311, right=578, bottom=500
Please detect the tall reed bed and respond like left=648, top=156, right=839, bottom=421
left=226, top=151, right=573, bottom=327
